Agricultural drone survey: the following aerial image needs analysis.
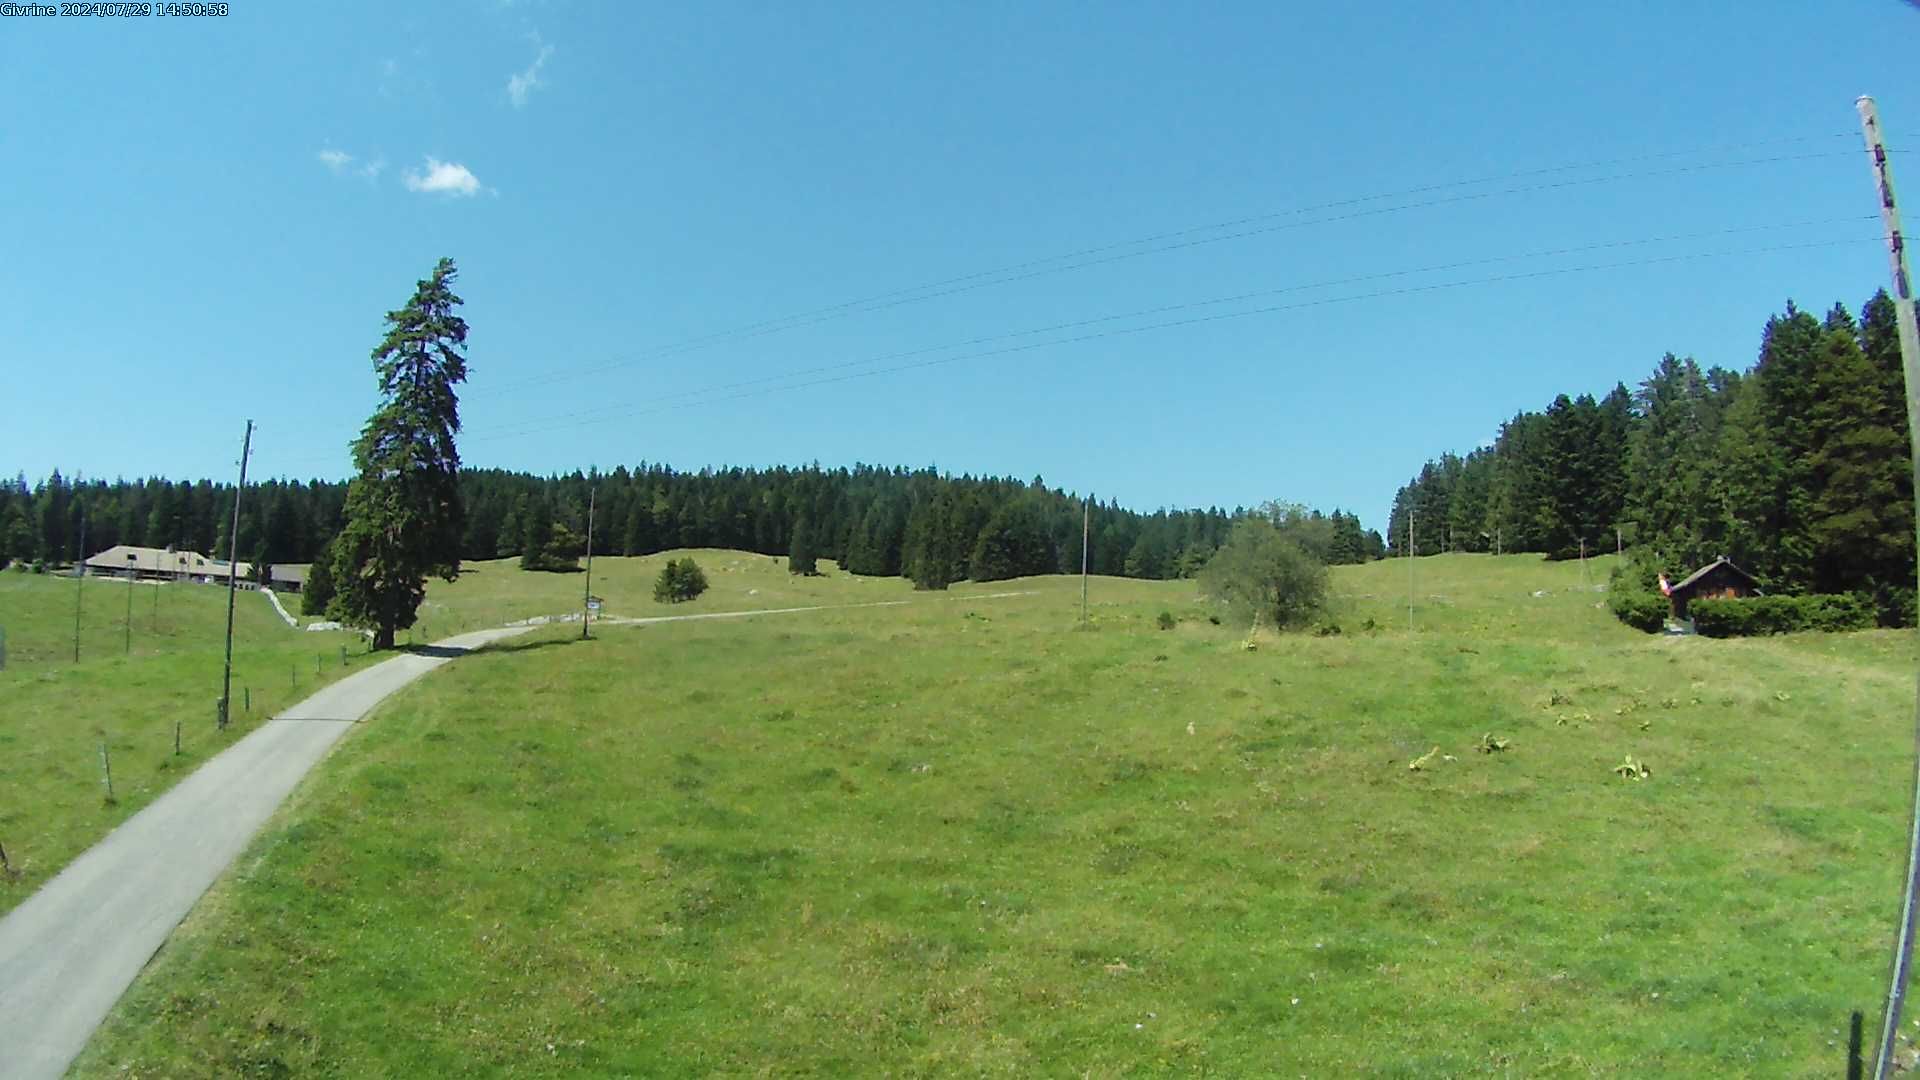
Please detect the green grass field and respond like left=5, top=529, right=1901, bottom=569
left=406, top=550, right=1008, bottom=638
left=57, top=553, right=1920, bottom=1074
left=0, top=571, right=367, bottom=912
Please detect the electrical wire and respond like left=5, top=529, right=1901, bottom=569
left=480, top=135, right=1865, bottom=396
left=467, top=232, right=1881, bottom=444
left=478, top=215, right=1874, bottom=433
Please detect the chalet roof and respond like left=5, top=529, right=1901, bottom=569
left=83, top=545, right=252, bottom=579
left=1669, top=556, right=1759, bottom=595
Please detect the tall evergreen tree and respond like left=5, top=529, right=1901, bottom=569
left=788, top=514, right=818, bottom=576
left=327, top=257, right=471, bottom=649
left=1806, top=317, right=1909, bottom=594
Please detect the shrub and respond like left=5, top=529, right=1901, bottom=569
left=1198, top=519, right=1330, bottom=631
left=1872, top=584, right=1917, bottom=628
left=1607, top=554, right=1670, bottom=634
left=653, top=558, right=709, bottom=603
left=1691, top=593, right=1875, bottom=637
left=1608, top=589, right=1668, bottom=634
left=1156, top=611, right=1176, bottom=631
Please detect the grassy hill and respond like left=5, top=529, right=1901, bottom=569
left=0, top=571, right=367, bottom=911
left=63, top=553, right=1920, bottom=1074
left=412, top=550, right=954, bottom=635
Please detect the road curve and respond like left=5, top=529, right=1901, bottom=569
left=0, top=590, right=1038, bottom=1078
left=0, top=625, right=531, bottom=1080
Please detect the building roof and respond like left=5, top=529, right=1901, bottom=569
left=1668, top=556, right=1759, bottom=596
left=269, top=563, right=309, bottom=585
left=83, top=545, right=252, bottom=579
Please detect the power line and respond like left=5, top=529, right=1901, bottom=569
left=476, top=214, right=1873, bottom=432
left=469, top=232, right=1880, bottom=444
left=481, top=135, right=1866, bottom=396
left=474, top=217, right=1877, bottom=435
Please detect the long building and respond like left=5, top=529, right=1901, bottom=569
left=82, top=545, right=254, bottom=586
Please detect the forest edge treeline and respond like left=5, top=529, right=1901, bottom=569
left=1387, top=289, right=1916, bottom=627
left=0, top=464, right=1384, bottom=592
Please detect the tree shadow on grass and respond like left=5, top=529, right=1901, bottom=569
left=400, top=644, right=473, bottom=659
left=471, top=637, right=583, bottom=656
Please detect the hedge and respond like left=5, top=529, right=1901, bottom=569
left=1608, top=589, right=1668, bottom=634
left=1690, top=593, right=1875, bottom=637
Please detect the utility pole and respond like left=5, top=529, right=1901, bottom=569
left=1080, top=501, right=1090, bottom=628
left=219, top=420, right=253, bottom=730
left=1407, top=511, right=1415, bottom=633
left=1857, top=97, right=1920, bottom=1080
left=1580, top=537, right=1587, bottom=587
left=124, top=552, right=134, bottom=655
left=72, top=512, right=86, bottom=663
left=581, top=487, right=596, bottom=641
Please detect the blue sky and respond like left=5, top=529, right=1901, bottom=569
left=2, top=1, right=1914, bottom=530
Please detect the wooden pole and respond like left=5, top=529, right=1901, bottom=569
left=72, top=512, right=86, bottom=663
left=1407, top=511, right=1415, bottom=633
left=582, top=487, right=596, bottom=640
left=1080, top=501, right=1090, bottom=628
left=219, top=420, right=253, bottom=730
left=1857, top=97, right=1920, bottom=1080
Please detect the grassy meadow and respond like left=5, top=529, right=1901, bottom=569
left=407, top=550, right=980, bottom=637
left=64, top=552, right=1920, bottom=1075
left=0, top=571, right=366, bottom=912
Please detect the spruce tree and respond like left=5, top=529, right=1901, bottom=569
left=788, top=514, right=818, bottom=575
left=327, top=257, right=470, bottom=649
left=1807, top=320, right=1909, bottom=594
left=302, top=544, right=336, bottom=616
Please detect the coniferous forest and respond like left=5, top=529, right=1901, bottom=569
left=1386, top=290, right=1914, bottom=620
left=0, top=464, right=1382, bottom=591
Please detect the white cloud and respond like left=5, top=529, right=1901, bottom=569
left=507, top=42, right=553, bottom=107
left=403, top=157, right=483, bottom=197
left=359, top=157, right=387, bottom=181
left=317, top=148, right=353, bottom=173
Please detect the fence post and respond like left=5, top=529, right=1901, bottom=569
left=100, top=739, right=115, bottom=804
left=244, top=686, right=251, bottom=713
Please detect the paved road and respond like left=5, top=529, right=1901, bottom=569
left=0, top=625, right=529, bottom=1080
left=0, top=591, right=1036, bottom=1078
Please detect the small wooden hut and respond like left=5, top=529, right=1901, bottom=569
left=1664, top=556, right=1760, bottom=620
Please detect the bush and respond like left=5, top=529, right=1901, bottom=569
left=1156, top=611, right=1176, bottom=631
left=1872, top=584, right=1918, bottom=628
left=1608, top=589, right=1668, bottom=634
left=1606, top=554, right=1670, bottom=633
left=653, top=558, right=709, bottom=603
left=1197, top=519, right=1330, bottom=631
left=1691, top=593, right=1875, bottom=637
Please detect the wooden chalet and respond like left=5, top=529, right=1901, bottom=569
left=1664, top=556, right=1760, bottom=620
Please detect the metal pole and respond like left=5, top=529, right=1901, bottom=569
left=582, top=487, right=595, bottom=640
left=72, top=512, right=85, bottom=663
left=1080, top=501, right=1090, bottom=627
left=219, top=420, right=253, bottom=729
left=1858, top=97, right=1920, bottom=1080
left=124, top=557, right=134, bottom=655
left=1407, top=511, right=1415, bottom=633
